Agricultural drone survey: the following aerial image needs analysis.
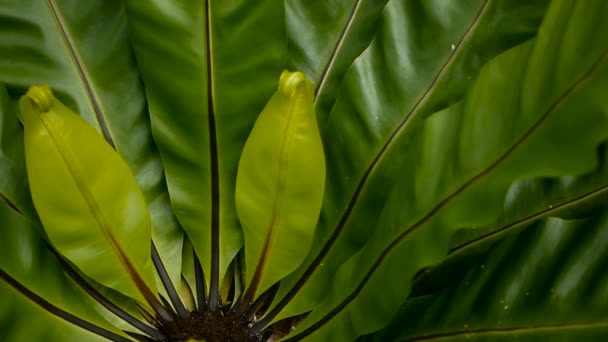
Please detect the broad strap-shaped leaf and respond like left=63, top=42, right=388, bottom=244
left=361, top=213, right=608, bottom=341
left=0, top=281, right=111, bottom=342
left=286, top=0, right=389, bottom=116
left=19, top=86, right=160, bottom=314
left=0, top=0, right=183, bottom=289
left=268, top=0, right=551, bottom=325
left=236, top=71, right=325, bottom=303
left=410, top=149, right=608, bottom=298
left=0, top=203, right=130, bottom=341
left=281, top=1, right=608, bottom=340
left=122, top=0, right=286, bottom=306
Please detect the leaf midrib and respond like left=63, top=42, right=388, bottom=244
left=244, top=88, right=299, bottom=305
left=34, top=107, right=171, bottom=321
left=203, top=0, right=221, bottom=312
left=400, top=320, right=608, bottom=341
left=314, top=0, right=363, bottom=101
left=448, top=183, right=608, bottom=256
left=0, top=269, right=132, bottom=342
left=410, top=182, right=608, bottom=286
left=0, top=192, right=22, bottom=215
left=260, top=0, right=492, bottom=330
left=46, top=0, right=115, bottom=148
left=284, top=48, right=608, bottom=342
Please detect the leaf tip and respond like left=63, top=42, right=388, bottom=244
left=279, top=70, right=309, bottom=97
left=20, top=85, right=54, bottom=115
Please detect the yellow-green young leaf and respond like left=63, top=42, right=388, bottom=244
left=236, top=70, right=325, bottom=303
left=19, top=85, right=158, bottom=307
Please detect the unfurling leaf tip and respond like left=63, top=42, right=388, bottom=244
left=279, top=70, right=307, bottom=96
left=22, top=85, right=54, bottom=114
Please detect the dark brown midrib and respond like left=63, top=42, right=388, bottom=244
left=35, top=99, right=173, bottom=324
left=241, top=86, right=300, bottom=308
left=0, top=269, right=132, bottom=342
left=448, top=183, right=608, bottom=255
left=255, top=0, right=491, bottom=331
left=283, top=48, right=608, bottom=342
left=314, top=0, right=362, bottom=100
left=204, top=0, right=221, bottom=313
left=49, top=244, right=167, bottom=340
left=46, top=0, right=115, bottom=148
left=0, top=192, right=22, bottom=215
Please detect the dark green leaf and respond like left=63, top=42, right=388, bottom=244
left=271, top=0, right=551, bottom=324
left=0, top=203, right=129, bottom=341
left=411, top=143, right=608, bottom=298
left=0, top=84, right=35, bottom=218
left=286, top=0, right=389, bottom=115
left=361, top=213, right=608, bottom=341
left=122, top=1, right=286, bottom=301
left=283, top=1, right=608, bottom=340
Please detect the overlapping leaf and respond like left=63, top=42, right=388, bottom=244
left=410, top=144, right=608, bottom=298
left=0, top=204, right=129, bottom=342
left=270, top=0, right=551, bottom=324
left=361, top=213, right=608, bottom=341
left=20, top=86, right=159, bottom=309
left=286, top=0, right=389, bottom=116
left=282, top=1, right=608, bottom=340
left=0, top=0, right=183, bottom=289
left=122, top=0, right=286, bottom=303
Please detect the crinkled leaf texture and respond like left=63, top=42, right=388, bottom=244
left=279, top=0, right=608, bottom=340
left=1, top=0, right=608, bottom=341
left=361, top=213, right=608, bottom=341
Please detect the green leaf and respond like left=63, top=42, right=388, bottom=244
left=0, top=203, right=129, bottom=341
left=0, top=0, right=183, bottom=290
left=236, top=71, right=325, bottom=303
left=122, top=0, right=286, bottom=303
left=0, top=281, right=113, bottom=342
left=0, top=84, right=35, bottom=218
left=19, top=86, right=159, bottom=311
left=286, top=0, right=389, bottom=116
left=410, top=143, right=608, bottom=298
left=361, top=213, right=608, bottom=341
left=270, top=0, right=551, bottom=324
left=282, top=1, right=608, bottom=340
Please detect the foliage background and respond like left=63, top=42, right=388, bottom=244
left=1, top=0, right=608, bottom=341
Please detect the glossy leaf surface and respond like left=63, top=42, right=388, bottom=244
left=409, top=144, right=608, bottom=299
left=236, top=71, right=325, bottom=302
left=272, top=0, right=551, bottom=323
left=1, top=0, right=607, bottom=341
left=284, top=1, right=608, bottom=340
left=122, top=0, right=286, bottom=292
left=0, top=203, right=127, bottom=342
left=286, top=0, right=389, bottom=116
left=361, top=214, right=608, bottom=341
left=20, top=86, right=156, bottom=305
left=0, top=0, right=183, bottom=289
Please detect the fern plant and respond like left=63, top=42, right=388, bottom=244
left=1, top=0, right=608, bottom=341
